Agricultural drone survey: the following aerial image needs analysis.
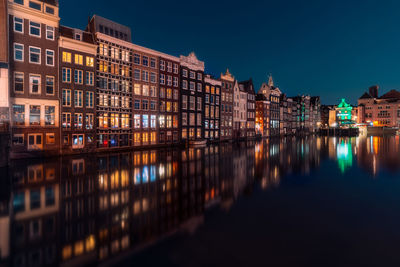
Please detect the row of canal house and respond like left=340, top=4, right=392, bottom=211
left=256, top=76, right=321, bottom=137
left=1, top=0, right=257, bottom=159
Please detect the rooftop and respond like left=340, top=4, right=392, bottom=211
left=379, top=89, right=400, bottom=100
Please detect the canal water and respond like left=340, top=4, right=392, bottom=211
left=1, top=136, right=400, bottom=267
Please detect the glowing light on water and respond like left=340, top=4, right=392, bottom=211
left=337, top=140, right=353, bottom=173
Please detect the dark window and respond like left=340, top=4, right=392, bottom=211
left=13, top=192, right=25, bottom=213
left=30, top=190, right=41, bottom=210
left=134, top=100, right=140, bottom=110
left=14, top=0, right=24, bottom=4
left=45, top=187, right=55, bottom=206
left=45, top=6, right=54, bottom=14
left=29, top=1, right=41, bottom=10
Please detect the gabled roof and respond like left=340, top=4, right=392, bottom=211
left=59, top=25, right=95, bottom=44
left=359, top=92, right=373, bottom=99
left=239, top=79, right=255, bottom=94
left=379, top=90, right=400, bottom=100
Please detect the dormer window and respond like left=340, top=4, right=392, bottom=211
left=75, top=33, right=81, bottom=41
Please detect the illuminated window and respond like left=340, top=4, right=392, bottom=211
left=74, top=54, right=83, bottom=65
left=45, top=106, right=55, bottom=125
left=62, top=52, right=72, bottom=63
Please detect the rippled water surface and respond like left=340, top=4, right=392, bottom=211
left=1, top=136, right=400, bottom=267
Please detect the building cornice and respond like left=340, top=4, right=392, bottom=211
left=8, top=1, right=60, bottom=27
left=59, top=36, right=97, bottom=55
left=96, top=32, right=179, bottom=61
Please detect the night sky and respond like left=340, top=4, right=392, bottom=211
left=60, top=0, right=400, bottom=105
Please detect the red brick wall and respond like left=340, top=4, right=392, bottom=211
left=0, top=0, right=8, bottom=63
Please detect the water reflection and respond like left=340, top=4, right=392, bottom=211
left=0, top=137, right=400, bottom=266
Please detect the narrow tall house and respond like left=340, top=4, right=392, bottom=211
left=59, top=26, right=97, bottom=153
left=240, top=79, right=255, bottom=139
left=204, top=75, right=221, bottom=141
left=237, top=81, right=248, bottom=139
left=259, top=76, right=281, bottom=137
left=8, top=0, right=60, bottom=157
left=157, top=53, right=180, bottom=145
left=86, top=15, right=133, bottom=149
left=179, top=52, right=205, bottom=142
left=131, top=45, right=160, bottom=147
left=220, top=69, right=234, bottom=141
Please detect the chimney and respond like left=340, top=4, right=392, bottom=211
left=369, top=85, right=379, bottom=98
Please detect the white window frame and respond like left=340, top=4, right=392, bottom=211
left=45, top=75, right=55, bottom=95
left=74, top=69, right=83, bottom=84
left=14, top=43, right=24, bottom=62
left=86, top=91, right=94, bottom=108
left=29, top=20, right=41, bottom=37
left=29, top=46, right=41, bottom=64
left=74, top=90, right=83, bottom=108
left=45, top=49, right=54, bottom=66
left=14, top=17, right=24, bottom=33
left=14, top=72, right=24, bottom=93
left=86, top=71, right=94, bottom=86
left=45, top=26, right=54, bottom=41
left=160, top=60, right=165, bottom=71
left=29, top=74, right=41, bottom=95
left=62, top=89, right=71, bottom=107
left=74, top=33, right=81, bottom=41
left=62, top=68, right=71, bottom=83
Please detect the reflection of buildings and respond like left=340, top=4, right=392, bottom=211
left=357, top=136, right=400, bottom=176
left=8, top=159, right=60, bottom=266
left=2, top=142, right=261, bottom=266
left=254, top=137, right=322, bottom=190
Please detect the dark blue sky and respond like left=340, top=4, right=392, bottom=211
left=61, top=0, right=400, bottom=105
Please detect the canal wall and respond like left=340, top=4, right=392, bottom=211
left=319, top=128, right=359, bottom=137
left=0, top=132, right=9, bottom=167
